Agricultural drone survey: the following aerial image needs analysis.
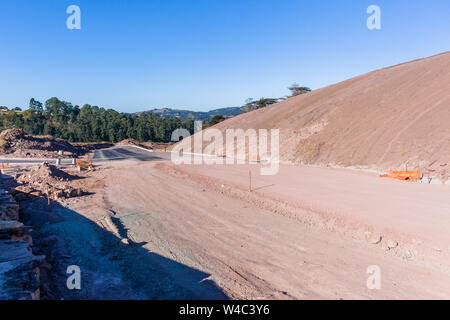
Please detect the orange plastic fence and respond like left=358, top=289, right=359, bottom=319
left=380, top=170, right=421, bottom=181
left=76, top=159, right=93, bottom=168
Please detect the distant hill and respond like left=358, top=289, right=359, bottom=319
left=141, top=106, right=243, bottom=121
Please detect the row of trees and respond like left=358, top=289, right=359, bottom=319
left=0, top=98, right=195, bottom=143
left=243, top=84, right=311, bottom=112
left=0, top=84, right=310, bottom=143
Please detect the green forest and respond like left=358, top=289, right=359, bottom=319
left=0, top=85, right=309, bottom=143
left=0, top=98, right=195, bottom=143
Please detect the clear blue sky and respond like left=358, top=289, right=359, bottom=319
left=0, top=0, right=449, bottom=112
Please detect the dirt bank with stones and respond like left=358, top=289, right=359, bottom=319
left=0, top=129, right=79, bottom=159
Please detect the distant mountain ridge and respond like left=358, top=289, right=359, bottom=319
left=139, top=106, right=243, bottom=121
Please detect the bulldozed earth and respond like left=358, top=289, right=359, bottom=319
left=2, top=52, right=450, bottom=300
left=2, top=147, right=450, bottom=299
left=10, top=158, right=449, bottom=300
left=0, top=129, right=79, bottom=159
left=14, top=162, right=84, bottom=202
left=0, top=128, right=119, bottom=159
left=176, top=52, right=450, bottom=183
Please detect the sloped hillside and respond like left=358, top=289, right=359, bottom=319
left=181, top=52, right=450, bottom=181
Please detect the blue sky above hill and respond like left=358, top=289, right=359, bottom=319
left=1, top=0, right=449, bottom=112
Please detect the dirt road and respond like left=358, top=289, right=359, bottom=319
left=67, top=158, right=450, bottom=299
left=175, top=162, right=450, bottom=260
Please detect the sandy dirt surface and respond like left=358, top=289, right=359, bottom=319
left=174, top=162, right=450, bottom=263
left=175, top=52, right=450, bottom=182
left=17, top=163, right=226, bottom=300
left=53, top=157, right=450, bottom=299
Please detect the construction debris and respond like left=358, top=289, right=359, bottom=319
left=18, top=162, right=76, bottom=184
left=76, top=158, right=93, bottom=171
left=15, top=163, right=84, bottom=200
left=0, top=128, right=78, bottom=159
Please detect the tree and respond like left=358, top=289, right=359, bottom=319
left=45, top=97, right=63, bottom=114
left=244, top=98, right=279, bottom=112
left=209, top=115, right=225, bottom=126
left=288, top=83, right=311, bottom=96
left=0, top=97, right=204, bottom=143
left=29, top=98, right=44, bottom=112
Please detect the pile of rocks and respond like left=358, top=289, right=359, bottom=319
left=11, top=184, right=83, bottom=202
left=0, top=128, right=78, bottom=158
left=15, top=163, right=84, bottom=201
left=0, top=188, right=44, bottom=300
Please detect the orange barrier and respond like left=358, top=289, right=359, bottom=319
left=0, top=163, right=9, bottom=170
left=245, top=155, right=261, bottom=162
left=76, top=159, right=93, bottom=169
left=380, top=170, right=421, bottom=181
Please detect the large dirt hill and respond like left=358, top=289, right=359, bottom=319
left=179, top=52, right=450, bottom=181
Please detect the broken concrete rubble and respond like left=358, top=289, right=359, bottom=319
left=14, top=163, right=84, bottom=201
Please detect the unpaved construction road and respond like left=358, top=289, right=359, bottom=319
left=56, top=147, right=450, bottom=299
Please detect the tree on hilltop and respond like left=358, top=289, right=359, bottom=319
left=29, top=98, right=44, bottom=112
left=209, top=115, right=226, bottom=126
left=288, top=83, right=311, bottom=97
left=243, top=98, right=279, bottom=112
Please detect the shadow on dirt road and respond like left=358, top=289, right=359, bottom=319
left=17, top=194, right=227, bottom=300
